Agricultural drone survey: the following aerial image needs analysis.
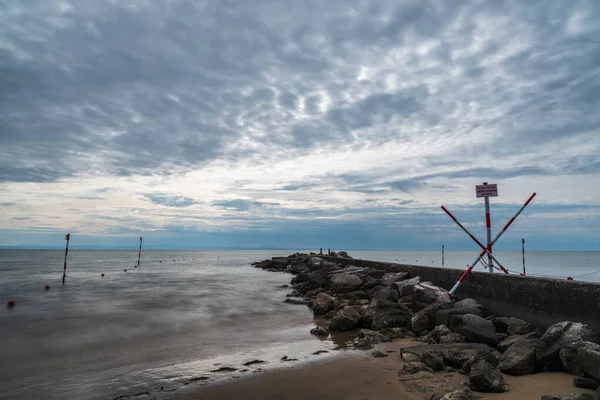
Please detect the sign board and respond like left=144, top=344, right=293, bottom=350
left=476, top=184, right=498, bottom=198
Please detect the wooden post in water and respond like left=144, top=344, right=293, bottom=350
left=442, top=245, right=445, bottom=267
left=137, top=236, right=143, bottom=268
left=62, top=233, right=70, bottom=284
left=522, top=238, right=526, bottom=275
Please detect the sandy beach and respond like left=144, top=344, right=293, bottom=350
left=176, top=339, right=596, bottom=400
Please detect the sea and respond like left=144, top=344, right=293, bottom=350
left=1, top=249, right=599, bottom=400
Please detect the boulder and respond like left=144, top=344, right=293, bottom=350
left=454, top=299, right=485, bottom=313
left=381, top=272, right=409, bottom=286
left=440, top=333, right=467, bottom=344
left=312, top=293, right=335, bottom=316
left=450, top=314, right=498, bottom=346
left=330, top=273, right=363, bottom=293
left=310, top=326, right=329, bottom=337
left=392, top=277, right=421, bottom=297
left=428, top=325, right=452, bottom=343
left=336, top=251, right=352, bottom=258
left=367, top=269, right=386, bottom=279
left=284, top=298, right=310, bottom=305
left=537, top=321, right=597, bottom=372
left=401, top=343, right=498, bottom=370
left=362, top=278, right=383, bottom=290
left=400, top=362, right=433, bottom=375
left=461, top=350, right=500, bottom=375
left=291, top=270, right=328, bottom=289
left=420, top=350, right=444, bottom=371
left=370, top=300, right=413, bottom=330
left=371, top=286, right=399, bottom=302
left=492, top=317, right=532, bottom=335
left=342, top=290, right=370, bottom=301
left=541, top=394, right=598, bottom=400
left=413, top=282, right=451, bottom=307
left=379, top=327, right=406, bottom=339
left=357, top=329, right=391, bottom=344
left=352, top=339, right=373, bottom=350
left=469, top=359, right=509, bottom=393
left=560, top=341, right=600, bottom=375
left=573, top=376, right=600, bottom=390
left=499, top=339, right=539, bottom=376
left=497, top=332, right=539, bottom=353
left=436, top=307, right=485, bottom=327
left=414, top=301, right=453, bottom=334
left=439, top=387, right=480, bottom=400
left=329, top=306, right=361, bottom=331
left=578, top=345, right=600, bottom=381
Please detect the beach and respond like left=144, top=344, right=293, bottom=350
left=178, top=338, right=595, bottom=400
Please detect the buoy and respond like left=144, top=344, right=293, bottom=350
left=124, top=269, right=128, bottom=272
left=44, top=285, right=50, bottom=291
left=7, top=300, right=15, bottom=308
left=567, top=276, right=573, bottom=281
left=159, top=261, right=162, bottom=263
left=520, top=273, right=525, bottom=276
left=101, top=273, right=105, bottom=277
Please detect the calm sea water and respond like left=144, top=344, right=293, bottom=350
left=1, top=249, right=599, bottom=400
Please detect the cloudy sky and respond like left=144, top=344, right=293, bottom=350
left=1, top=0, right=599, bottom=250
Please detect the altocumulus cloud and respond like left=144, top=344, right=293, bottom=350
left=0, top=0, right=599, bottom=250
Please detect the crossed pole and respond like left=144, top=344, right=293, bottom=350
left=442, top=192, right=537, bottom=296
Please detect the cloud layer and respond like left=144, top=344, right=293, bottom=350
left=1, top=0, right=599, bottom=249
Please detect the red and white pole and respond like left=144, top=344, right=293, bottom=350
left=483, top=182, right=493, bottom=273
left=522, top=238, right=526, bottom=275
left=137, top=236, right=143, bottom=268
left=62, top=233, right=70, bottom=284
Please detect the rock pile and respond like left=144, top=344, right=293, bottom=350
left=253, top=252, right=600, bottom=399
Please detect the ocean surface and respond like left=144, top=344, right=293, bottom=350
left=1, top=249, right=599, bottom=400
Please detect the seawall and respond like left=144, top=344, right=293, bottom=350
left=321, top=256, right=600, bottom=337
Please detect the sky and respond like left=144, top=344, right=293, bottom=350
left=1, top=0, right=600, bottom=251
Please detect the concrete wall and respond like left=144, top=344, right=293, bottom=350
left=321, top=256, right=600, bottom=337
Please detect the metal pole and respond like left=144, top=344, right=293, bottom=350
left=442, top=245, right=444, bottom=267
left=483, top=182, right=493, bottom=273
left=522, top=238, right=526, bottom=275
left=137, top=236, right=143, bottom=268
left=62, top=233, right=70, bottom=284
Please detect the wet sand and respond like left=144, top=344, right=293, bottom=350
left=174, top=339, right=596, bottom=400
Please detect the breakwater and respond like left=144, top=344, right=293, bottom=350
left=320, top=256, right=600, bottom=338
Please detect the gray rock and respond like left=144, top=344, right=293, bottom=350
left=461, top=350, right=500, bottom=375
left=352, top=339, right=374, bottom=350
left=420, top=350, right=444, bottom=371
left=436, top=307, right=485, bottom=327
left=499, top=339, right=539, bottom=376
left=429, top=325, right=452, bottom=343
left=400, top=362, right=433, bottom=375
left=312, top=293, right=335, bottom=316
left=469, top=359, right=509, bottom=393
left=381, top=272, right=409, bottom=286
left=310, top=326, right=329, bottom=337
left=497, top=332, right=539, bottom=353
left=284, top=298, right=310, bottom=305
left=370, top=300, right=413, bottom=330
left=578, top=345, right=600, bottom=381
left=413, top=282, right=451, bottom=307
left=401, top=351, right=421, bottom=362
left=493, top=317, right=532, bottom=335
left=357, top=329, right=391, bottom=344
left=537, top=321, right=597, bottom=372
left=362, top=278, right=383, bottom=290
left=330, top=273, right=363, bottom=293
left=372, top=350, right=388, bottom=358
left=336, top=251, right=352, bottom=258
left=329, top=306, right=361, bottom=331
left=411, top=301, right=452, bottom=335
left=371, top=286, right=399, bottom=302
left=454, top=299, right=485, bottom=313
left=560, top=341, right=600, bottom=375
left=392, top=276, right=421, bottom=297
left=440, top=333, right=467, bottom=344
left=439, top=387, right=480, bottom=400
left=450, top=314, right=498, bottom=346
left=573, top=376, right=600, bottom=390
left=379, top=327, right=406, bottom=339
left=541, top=394, right=597, bottom=400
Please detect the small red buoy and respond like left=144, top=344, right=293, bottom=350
left=124, top=269, right=127, bottom=272
left=567, top=276, right=573, bottom=281
left=7, top=300, right=15, bottom=308
left=101, top=273, right=105, bottom=277
left=44, top=285, right=50, bottom=291
left=519, top=273, right=525, bottom=276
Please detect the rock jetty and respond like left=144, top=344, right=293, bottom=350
left=253, top=252, right=600, bottom=399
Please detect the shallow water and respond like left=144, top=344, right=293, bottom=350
left=0, top=249, right=599, bottom=399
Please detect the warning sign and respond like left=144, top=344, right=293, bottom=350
left=476, top=184, right=498, bottom=198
